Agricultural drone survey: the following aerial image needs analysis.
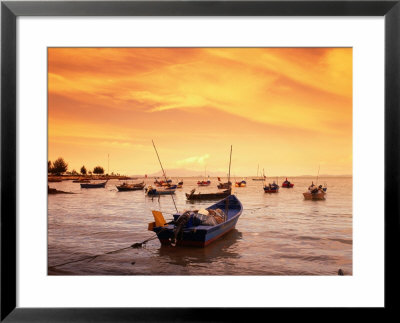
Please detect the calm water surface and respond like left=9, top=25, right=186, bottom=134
left=48, top=177, right=352, bottom=275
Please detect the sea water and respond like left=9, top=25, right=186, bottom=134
left=48, top=176, right=352, bottom=275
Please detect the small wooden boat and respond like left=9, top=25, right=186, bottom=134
left=235, top=180, right=246, bottom=187
left=303, top=190, right=326, bottom=200
left=264, top=182, right=279, bottom=193
left=282, top=178, right=294, bottom=188
left=303, top=183, right=326, bottom=200
left=80, top=180, right=108, bottom=188
left=217, top=181, right=231, bottom=189
left=197, top=180, right=211, bottom=186
left=145, top=186, right=176, bottom=196
left=150, top=194, right=242, bottom=247
left=116, top=181, right=145, bottom=191
left=186, top=188, right=231, bottom=201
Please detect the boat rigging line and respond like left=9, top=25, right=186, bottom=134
left=151, top=139, right=178, bottom=213
left=48, top=231, right=169, bottom=269
left=225, top=145, right=232, bottom=222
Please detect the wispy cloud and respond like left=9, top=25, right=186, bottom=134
left=176, top=154, right=210, bottom=165
left=48, top=48, right=352, bottom=175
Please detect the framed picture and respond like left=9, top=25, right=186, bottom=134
left=1, top=0, right=398, bottom=320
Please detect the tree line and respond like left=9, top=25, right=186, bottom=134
left=48, top=157, right=105, bottom=176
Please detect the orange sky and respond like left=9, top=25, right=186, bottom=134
left=48, top=48, right=352, bottom=176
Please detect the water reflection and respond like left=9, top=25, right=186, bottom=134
left=157, top=229, right=242, bottom=266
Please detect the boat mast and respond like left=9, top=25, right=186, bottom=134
left=151, top=140, right=178, bottom=212
left=228, top=145, right=232, bottom=185
left=263, top=168, right=266, bottom=184
left=225, top=145, right=232, bottom=222
left=256, top=164, right=259, bottom=178
left=316, top=164, right=321, bottom=185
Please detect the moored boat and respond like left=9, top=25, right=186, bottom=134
left=186, top=188, right=231, bottom=201
left=303, top=191, right=326, bottom=200
left=80, top=180, right=108, bottom=188
left=217, top=181, right=231, bottom=189
left=116, top=181, right=145, bottom=191
left=145, top=185, right=176, bottom=196
left=149, top=194, right=243, bottom=247
left=217, top=176, right=231, bottom=189
left=264, top=182, right=279, bottom=193
left=303, top=183, right=326, bottom=200
left=235, top=180, right=246, bottom=187
left=252, top=165, right=265, bottom=181
left=197, top=180, right=211, bottom=186
left=282, top=178, right=294, bottom=188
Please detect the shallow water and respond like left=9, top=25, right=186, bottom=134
left=48, top=177, right=352, bottom=275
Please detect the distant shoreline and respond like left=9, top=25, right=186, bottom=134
left=49, top=174, right=352, bottom=180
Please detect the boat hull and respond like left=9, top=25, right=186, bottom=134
left=217, top=182, right=231, bottom=189
left=282, top=183, right=294, bottom=188
left=157, top=218, right=239, bottom=247
left=116, top=185, right=144, bottom=191
left=147, top=189, right=176, bottom=196
left=186, top=190, right=231, bottom=201
left=303, top=192, right=326, bottom=200
left=80, top=182, right=107, bottom=188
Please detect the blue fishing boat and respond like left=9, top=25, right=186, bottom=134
left=150, top=194, right=243, bottom=247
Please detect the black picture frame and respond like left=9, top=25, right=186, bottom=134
left=1, top=1, right=399, bottom=321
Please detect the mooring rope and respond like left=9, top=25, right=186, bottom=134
left=49, top=233, right=161, bottom=269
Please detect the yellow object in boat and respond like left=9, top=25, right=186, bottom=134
left=148, top=222, right=156, bottom=231
left=152, top=210, right=167, bottom=227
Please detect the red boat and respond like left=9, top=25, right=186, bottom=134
left=197, top=180, right=211, bottom=186
left=264, top=182, right=279, bottom=193
left=282, top=178, right=294, bottom=188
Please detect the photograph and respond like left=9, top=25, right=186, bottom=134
left=47, top=47, right=352, bottom=276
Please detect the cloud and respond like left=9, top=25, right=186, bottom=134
left=176, top=154, right=210, bottom=165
